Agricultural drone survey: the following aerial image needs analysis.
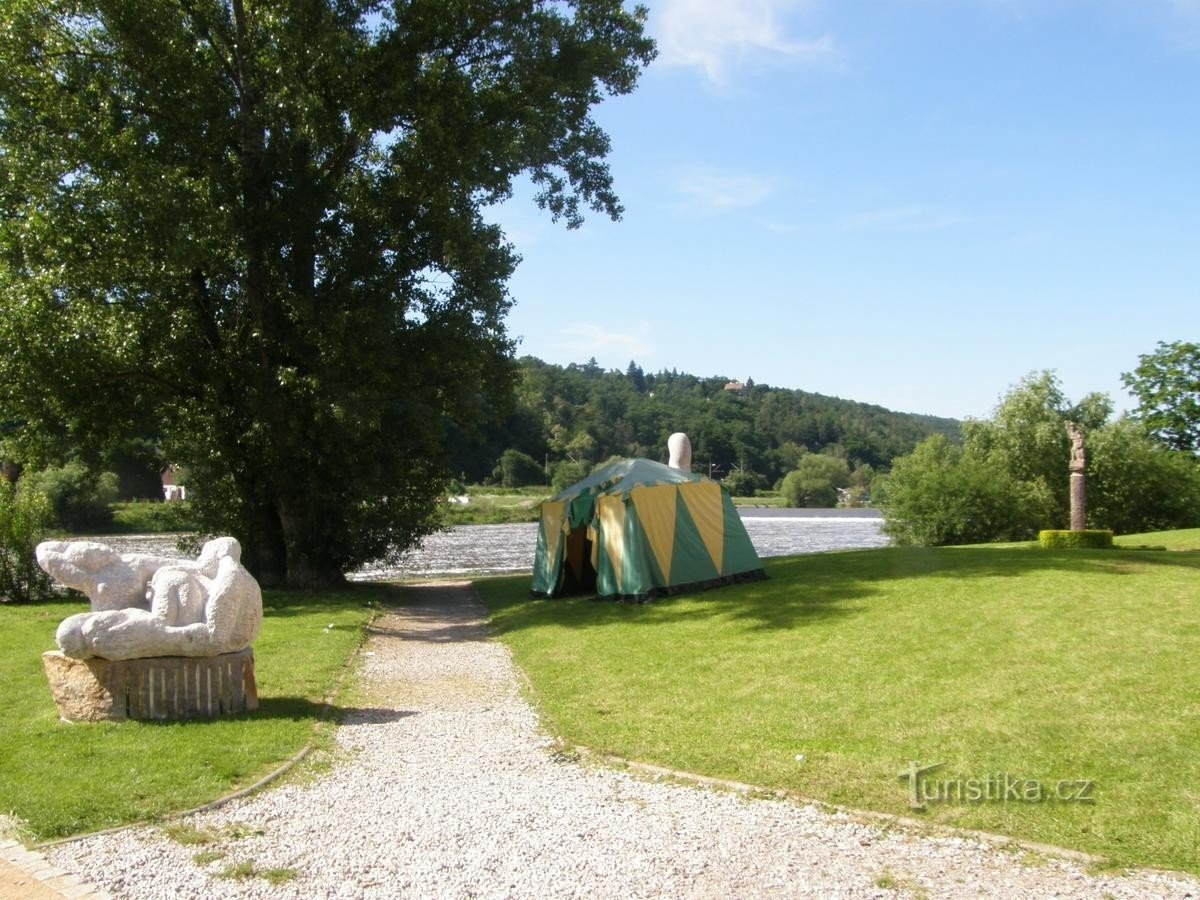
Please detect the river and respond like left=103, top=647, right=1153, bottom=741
left=89, top=509, right=886, bottom=582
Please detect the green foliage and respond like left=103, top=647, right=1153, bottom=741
left=962, top=371, right=1110, bottom=518
left=0, top=479, right=53, bottom=603
left=1086, top=419, right=1200, bottom=534
left=492, top=449, right=546, bottom=489
left=21, top=462, right=118, bottom=532
left=470, top=357, right=961, bottom=489
left=108, top=500, right=200, bottom=534
left=877, top=435, right=1049, bottom=546
left=721, top=469, right=764, bottom=498
left=882, top=371, right=1200, bottom=544
left=0, top=2, right=655, bottom=588
left=780, top=454, right=850, bottom=507
left=1038, top=529, right=1114, bottom=549
left=1121, top=340, right=1200, bottom=453
left=550, top=459, right=590, bottom=493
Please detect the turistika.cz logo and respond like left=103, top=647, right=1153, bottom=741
left=898, top=761, right=1095, bottom=810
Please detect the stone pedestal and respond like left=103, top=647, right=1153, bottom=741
left=1070, top=472, right=1086, bottom=532
left=43, top=648, right=258, bottom=723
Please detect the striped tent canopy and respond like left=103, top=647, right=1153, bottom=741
left=530, top=458, right=766, bottom=601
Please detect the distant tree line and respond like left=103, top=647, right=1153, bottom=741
left=453, top=356, right=961, bottom=492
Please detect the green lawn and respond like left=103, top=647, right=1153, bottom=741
left=475, top=542, right=1200, bottom=875
left=0, top=585, right=386, bottom=841
left=1115, top=527, right=1200, bottom=551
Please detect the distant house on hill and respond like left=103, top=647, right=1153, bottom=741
left=723, top=380, right=747, bottom=394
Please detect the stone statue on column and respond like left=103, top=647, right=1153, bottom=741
left=1066, top=422, right=1086, bottom=531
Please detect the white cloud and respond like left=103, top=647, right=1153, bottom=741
left=674, top=166, right=777, bottom=212
left=837, top=205, right=968, bottom=232
left=558, top=322, right=654, bottom=362
left=654, top=0, right=838, bottom=84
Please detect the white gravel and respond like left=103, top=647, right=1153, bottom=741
left=48, top=583, right=1200, bottom=899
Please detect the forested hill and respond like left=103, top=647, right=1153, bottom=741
left=452, top=357, right=960, bottom=488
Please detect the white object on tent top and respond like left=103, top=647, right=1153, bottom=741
left=668, top=432, right=692, bottom=471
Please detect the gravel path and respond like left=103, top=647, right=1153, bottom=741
left=48, top=583, right=1198, bottom=899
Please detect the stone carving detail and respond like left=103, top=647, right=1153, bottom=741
left=1066, top=422, right=1087, bottom=532
left=37, top=537, right=262, bottom=661
left=1067, top=422, right=1086, bottom=473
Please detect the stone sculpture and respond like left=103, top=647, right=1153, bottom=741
left=668, top=432, right=692, bottom=471
left=38, top=537, right=262, bottom=660
left=36, top=537, right=262, bottom=721
left=1066, top=422, right=1086, bottom=532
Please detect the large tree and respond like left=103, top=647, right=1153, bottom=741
left=0, top=1, right=654, bottom=586
left=1121, top=340, right=1200, bottom=454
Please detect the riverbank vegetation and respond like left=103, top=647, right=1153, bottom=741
left=878, top=370, right=1200, bottom=546
left=476, top=538, right=1200, bottom=876
left=0, top=584, right=386, bottom=840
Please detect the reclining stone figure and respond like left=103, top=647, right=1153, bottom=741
left=37, top=537, right=262, bottom=661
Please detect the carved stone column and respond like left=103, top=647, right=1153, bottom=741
left=1066, top=422, right=1086, bottom=532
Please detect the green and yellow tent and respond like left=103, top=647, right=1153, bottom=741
left=530, top=458, right=766, bottom=600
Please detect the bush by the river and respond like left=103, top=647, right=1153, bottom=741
left=22, top=462, right=119, bottom=532
left=0, top=479, right=54, bottom=603
left=878, top=372, right=1200, bottom=546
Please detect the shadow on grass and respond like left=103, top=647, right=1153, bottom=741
left=128, top=697, right=418, bottom=726
left=480, top=545, right=1200, bottom=634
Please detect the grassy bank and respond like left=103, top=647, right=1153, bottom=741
left=475, top=541, right=1200, bottom=875
left=0, top=585, right=387, bottom=841
left=1114, top=527, right=1200, bottom=551
left=437, top=485, right=547, bottom=526
left=108, top=500, right=201, bottom=533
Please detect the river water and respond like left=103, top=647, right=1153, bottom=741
left=88, top=509, right=886, bottom=582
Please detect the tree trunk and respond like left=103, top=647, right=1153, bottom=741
left=240, top=502, right=288, bottom=589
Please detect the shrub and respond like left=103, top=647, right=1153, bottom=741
left=877, top=435, right=1050, bottom=546
left=549, top=460, right=589, bottom=493
left=493, top=450, right=546, bottom=488
left=1085, top=419, right=1200, bottom=534
left=1038, top=529, right=1114, bottom=550
left=780, top=455, right=850, bottom=507
left=0, top=480, right=54, bottom=603
left=21, top=462, right=119, bottom=532
left=723, top=470, right=764, bottom=497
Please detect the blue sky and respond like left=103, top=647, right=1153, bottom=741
left=492, top=0, right=1199, bottom=420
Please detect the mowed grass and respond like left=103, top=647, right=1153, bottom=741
left=476, top=543, right=1200, bottom=875
left=0, top=585, right=387, bottom=841
left=1115, top=527, right=1200, bottom=551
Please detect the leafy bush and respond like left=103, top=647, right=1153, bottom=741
left=0, top=480, right=54, bottom=603
left=877, top=435, right=1050, bottom=546
left=1085, top=419, right=1200, bottom=534
left=1038, top=530, right=1114, bottom=549
left=21, top=462, right=119, bottom=532
left=550, top=460, right=589, bottom=493
left=780, top=455, right=850, bottom=507
left=723, top=470, right=764, bottom=497
left=493, top=450, right=546, bottom=488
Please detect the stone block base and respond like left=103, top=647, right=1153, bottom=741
left=43, top=648, right=258, bottom=722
